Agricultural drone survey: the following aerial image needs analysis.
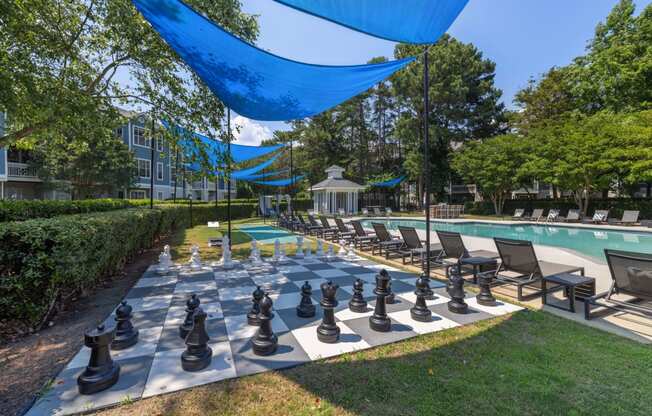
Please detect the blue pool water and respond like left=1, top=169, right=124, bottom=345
left=361, top=219, right=652, bottom=263
left=238, top=224, right=298, bottom=244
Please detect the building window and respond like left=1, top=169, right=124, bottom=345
left=157, top=162, right=164, bottom=181
left=156, top=137, right=164, bottom=152
left=157, top=191, right=164, bottom=200
left=132, top=126, right=151, bottom=148
left=136, top=159, right=151, bottom=178
left=130, top=190, right=146, bottom=199
left=170, top=165, right=177, bottom=183
left=115, top=127, right=123, bottom=138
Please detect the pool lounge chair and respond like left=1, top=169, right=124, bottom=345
left=351, top=220, right=377, bottom=250
left=338, top=208, right=346, bottom=218
left=397, top=226, right=442, bottom=266
left=434, top=230, right=499, bottom=279
left=512, top=209, right=525, bottom=220
left=492, top=237, right=584, bottom=301
left=582, top=209, right=609, bottom=224
left=297, top=214, right=320, bottom=235
left=558, top=209, right=581, bottom=222
left=544, top=209, right=560, bottom=222
left=361, top=207, right=370, bottom=217
left=318, top=215, right=339, bottom=240
left=522, top=208, right=545, bottom=222
left=585, top=249, right=652, bottom=320
left=371, top=222, right=404, bottom=259
left=307, top=215, right=325, bottom=236
left=373, top=207, right=383, bottom=216
left=334, top=218, right=356, bottom=242
left=386, top=207, right=393, bottom=217
left=608, top=210, right=640, bottom=226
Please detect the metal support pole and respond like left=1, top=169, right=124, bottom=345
left=227, top=108, right=232, bottom=248
left=423, top=49, right=431, bottom=277
left=150, top=115, right=155, bottom=209
left=289, top=139, right=293, bottom=215
left=173, top=148, right=178, bottom=202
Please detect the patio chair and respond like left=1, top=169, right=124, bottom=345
left=608, top=210, right=640, bottom=226
left=338, top=208, right=346, bottom=218
left=373, top=207, right=383, bottom=216
left=582, top=209, right=609, bottom=224
left=585, top=249, right=652, bottom=320
left=522, top=208, right=544, bottom=222
left=351, top=220, right=377, bottom=250
left=512, top=209, right=525, bottom=220
left=386, top=207, right=393, bottom=217
left=371, top=222, right=404, bottom=259
left=545, top=209, right=560, bottom=222
left=559, top=209, right=581, bottom=222
left=434, top=230, right=499, bottom=280
left=492, top=237, right=584, bottom=301
left=361, top=207, right=370, bottom=217
left=307, top=214, right=325, bottom=236
left=318, top=215, right=339, bottom=240
left=397, top=226, right=442, bottom=266
left=334, top=218, right=355, bottom=242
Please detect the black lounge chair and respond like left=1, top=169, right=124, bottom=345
left=582, top=209, right=609, bottom=224
left=608, top=210, right=640, bottom=226
left=585, top=249, right=652, bottom=320
left=397, top=226, right=442, bottom=266
left=318, top=215, right=338, bottom=240
left=492, top=237, right=584, bottom=301
left=351, top=220, right=377, bottom=250
left=334, top=218, right=355, bottom=242
left=306, top=214, right=325, bottom=236
left=434, top=230, right=499, bottom=280
left=296, top=214, right=315, bottom=234
left=371, top=222, right=403, bottom=259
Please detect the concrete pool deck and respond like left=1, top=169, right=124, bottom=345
left=348, top=216, right=652, bottom=343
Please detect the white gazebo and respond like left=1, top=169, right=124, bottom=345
left=311, top=166, right=365, bottom=214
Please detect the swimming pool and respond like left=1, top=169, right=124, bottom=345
left=360, top=219, right=652, bottom=263
left=238, top=224, right=299, bottom=244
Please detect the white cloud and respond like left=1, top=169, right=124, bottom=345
left=230, top=115, right=273, bottom=146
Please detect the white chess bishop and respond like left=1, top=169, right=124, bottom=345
left=189, top=244, right=202, bottom=270
left=316, top=240, right=324, bottom=257
left=305, top=246, right=312, bottom=258
left=295, top=236, right=304, bottom=258
left=278, top=244, right=289, bottom=264
left=325, top=244, right=335, bottom=261
left=156, top=245, right=172, bottom=274
left=347, top=242, right=357, bottom=260
left=273, top=239, right=281, bottom=262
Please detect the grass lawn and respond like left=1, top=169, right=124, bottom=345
left=96, top=222, right=652, bottom=416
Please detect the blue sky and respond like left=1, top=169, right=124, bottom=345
left=229, top=0, right=651, bottom=144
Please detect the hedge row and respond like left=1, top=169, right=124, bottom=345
left=465, top=198, right=652, bottom=219
left=0, top=203, right=259, bottom=331
left=0, top=198, right=314, bottom=222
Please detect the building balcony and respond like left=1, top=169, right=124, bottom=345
left=446, top=184, right=477, bottom=194
left=7, top=162, right=41, bottom=182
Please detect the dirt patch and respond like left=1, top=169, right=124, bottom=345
left=0, top=239, right=168, bottom=416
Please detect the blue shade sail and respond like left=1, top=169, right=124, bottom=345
left=369, top=175, right=406, bottom=188
left=131, top=0, right=415, bottom=121
left=273, top=0, right=469, bottom=44
left=252, top=176, right=305, bottom=187
left=162, top=121, right=284, bottom=167
left=231, top=154, right=283, bottom=179
left=238, top=169, right=289, bottom=181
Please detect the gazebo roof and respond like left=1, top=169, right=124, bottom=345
left=311, top=177, right=365, bottom=191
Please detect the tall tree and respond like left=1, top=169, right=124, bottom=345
left=0, top=0, right=258, bottom=147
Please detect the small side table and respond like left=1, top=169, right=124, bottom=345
left=542, top=273, right=596, bottom=313
left=459, top=256, right=498, bottom=284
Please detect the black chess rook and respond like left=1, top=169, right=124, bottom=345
left=181, top=308, right=213, bottom=371
left=77, top=324, right=121, bottom=395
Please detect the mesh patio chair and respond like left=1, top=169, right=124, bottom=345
left=545, top=209, right=560, bottom=222
left=334, top=218, right=355, bottom=242
left=608, top=210, right=640, bottom=226
left=351, top=220, right=377, bottom=250
left=386, top=207, right=393, bottom=217
left=582, top=209, right=609, bottom=224
left=361, top=207, right=370, bottom=217
left=338, top=208, right=346, bottom=217
left=559, top=209, right=581, bottom=222
left=522, top=208, right=544, bottom=222
left=318, top=215, right=338, bottom=240
left=306, top=214, right=325, bottom=236
left=492, top=237, right=584, bottom=301
left=511, top=209, right=525, bottom=220
left=585, top=249, right=652, bottom=320
left=371, top=222, right=404, bottom=259
left=434, top=230, right=499, bottom=280
left=397, top=226, right=442, bottom=266
left=373, top=207, right=383, bottom=216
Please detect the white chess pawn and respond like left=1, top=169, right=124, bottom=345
left=295, top=236, right=304, bottom=258
left=305, top=246, right=312, bottom=258
left=338, top=240, right=347, bottom=257
left=278, top=245, right=289, bottom=263
left=273, top=239, right=281, bottom=262
left=347, top=242, right=357, bottom=260
left=316, top=240, right=324, bottom=257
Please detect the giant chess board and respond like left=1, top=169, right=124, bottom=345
left=27, top=255, right=523, bottom=416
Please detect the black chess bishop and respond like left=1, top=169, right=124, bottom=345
left=179, top=294, right=200, bottom=339
left=317, top=281, right=340, bottom=343
left=247, top=286, right=265, bottom=326
left=369, top=269, right=392, bottom=332
left=348, top=278, right=368, bottom=313
left=296, top=281, right=316, bottom=318
left=77, top=324, right=121, bottom=394
left=252, top=293, right=278, bottom=355
left=181, top=308, right=213, bottom=371
left=111, top=301, right=138, bottom=350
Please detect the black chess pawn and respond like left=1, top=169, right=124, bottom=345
left=348, top=278, right=368, bottom=313
left=181, top=308, right=212, bottom=371
left=476, top=273, right=496, bottom=306
left=316, top=281, right=340, bottom=343
left=77, top=324, right=121, bottom=394
left=111, top=301, right=139, bottom=350
left=179, top=294, right=200, bottom=340
left=385, top=278, right=396, bottom=304
left=296, top=281, right=316, bottom=318
left=410, top=275, right=432, bottom=322
left=447, top=266, right=468, bottom=314
left=247, top=286, right=265, bottom=326
left=369, top=269, right=392, bottom=332
left=252, top=294, right=278, bottom=355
